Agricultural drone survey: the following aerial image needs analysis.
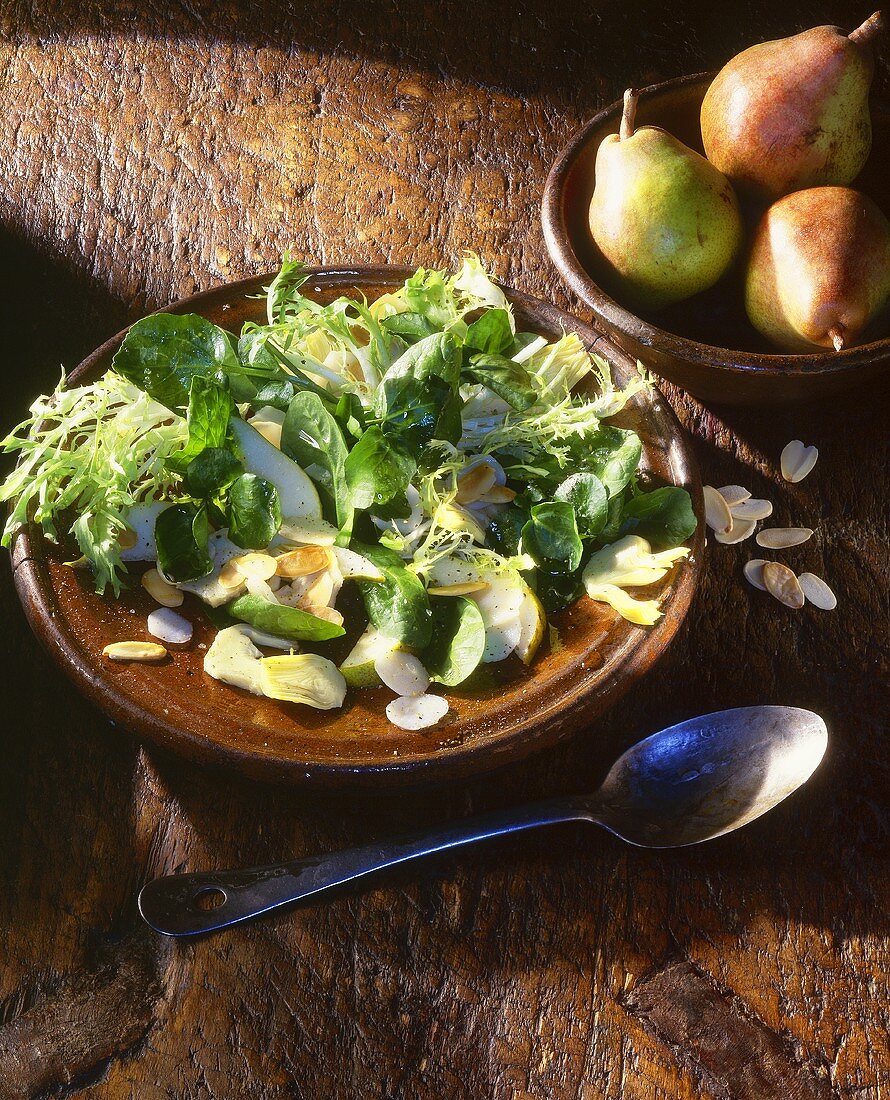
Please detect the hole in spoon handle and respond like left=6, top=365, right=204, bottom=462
left=138, top=865, right=302, bottom=936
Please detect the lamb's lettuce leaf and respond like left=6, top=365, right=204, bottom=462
left=619, top=486, right=697, bottom=550
left=554, top=472, right=608, bottom=539
left=521, top=502, right=583, bottom=571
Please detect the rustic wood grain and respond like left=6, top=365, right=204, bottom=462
left=0, top=2, right=887, bottom=1098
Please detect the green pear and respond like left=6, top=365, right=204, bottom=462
left=588, top=89, right=743, bottom=311
left=745, top=187, right=890, bottom=351
left=702, top=13, right=884, bottom=202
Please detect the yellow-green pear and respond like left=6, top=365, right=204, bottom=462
left=588, top=90, right=743, bottom=311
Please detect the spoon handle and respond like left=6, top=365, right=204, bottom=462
left=138, top=796, right=592, bottom=936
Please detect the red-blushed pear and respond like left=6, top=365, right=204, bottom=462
left=701, top=13, right=884, bottom=202
left=588, top=89, right=743, bottom=311
left=745, top=187, right=890, bottom=352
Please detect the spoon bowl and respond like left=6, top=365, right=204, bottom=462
left=591, top=705, right=828, bottom=847
left=139, top=706, right=827, bottom=936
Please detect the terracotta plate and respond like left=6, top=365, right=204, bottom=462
left=11, top=268, right=703, bottom=786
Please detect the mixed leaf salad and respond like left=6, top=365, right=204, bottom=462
left=0, top=256, right=696, bottom=730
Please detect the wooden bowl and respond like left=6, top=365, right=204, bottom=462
left=542, top=73, right=890, bottom=406
left=10, top=268, right=703, bottom=786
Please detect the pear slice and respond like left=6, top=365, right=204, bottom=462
left=426, top=557, right=526, bottom=664
left=231, top=417, right=322, bottom=521
left=119, top=501, right=167, bottom=562
left=514, top=582, right=546, bottom=666
left=339, top=626, right=404, bottom=688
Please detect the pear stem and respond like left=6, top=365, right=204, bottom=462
left=829, top=325, right=846, bottom=352
left=849, top=11, right=884, bottom=47
left=619, top=88, right=639, bottom=140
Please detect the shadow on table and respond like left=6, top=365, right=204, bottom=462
left=0, top=228, right=129, bottom=409
left=7, top=0, right=887, bottom=106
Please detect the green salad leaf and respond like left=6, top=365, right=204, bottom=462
left=619, top=486, right=697, bottom=550
left=281, top=392, right=352, bottom=539
left=353, top=541, right=432, bottom=649
left=113, top=314, right=241, bottom=411
left=521, top=502, right=583, bottom=571
left=165, top=376, right=234, bottom=474
left=462, top=352, right=536, bottom=411
left=344, top=427, right=415, bottom=512
left=229, top=594, right=345, bottom=641
left=554, top=472, right=608, bottom=539
left=155, top=503, right=212, bottom=582
left=226, top=473, right=282, bottom=549
left=379, top=374, right=463, bottom=451
left=464, top=308, right=513, bottom=355
left=183, top=446, right=242, bottom=497
left=381, top=312, right=437, bottom=345
left=424, top=597, right=486, bottom=686
left=378, top=332, right=462, bottom=404
left=486, top=505, right=528, bottom=558
left=580, top=426, right=643, bottom=498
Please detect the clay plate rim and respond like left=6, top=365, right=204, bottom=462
left=541, top=71, right=890, bottom=382
left=10, top=266, right=704, bottom=787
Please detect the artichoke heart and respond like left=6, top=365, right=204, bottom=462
left=259, top=653, right=347, bottom=710
left=582, top=535, right=690, bottom=624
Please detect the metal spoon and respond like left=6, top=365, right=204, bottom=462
left=138, top=706, right=827, bottom=937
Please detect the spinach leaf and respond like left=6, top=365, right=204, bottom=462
left=424, top=597, right=486, bottom=686
left=281, top=392, right=352, bottom=538
left=464, top=308, right=513, bottom=354
left=166, top=376, right=234, bottom=474
left=113, top=313, right=241, bottom=411
left=521, top=502, right=583, bottom=570
left=352, top=541, right=432, bottom=649
left=334, top=393, right=366, bottom=440
left=154, top=503, right=212, bottom=582
left=250, top=379, right=298, bottom=413
left=183, top=447, right=243, bottom=497
left=554, top=472, right=608, bottom=539
left=380, top=374, right=463, bottom=450
left=578, top=426, right=643, bottom=498
left=226, top=473, right=282, bottom=549
left=377, top=331, right=461, bottom=406
left=463, top=352, right=536, bottom=411
left=344, top=427, right=415, bottom=512
left=229, top=594, right=345, bottom=642
left=381, top=312, right=437, bottom=345
left=619, top=486, right=697, bottom=550
left=597, top=490, right=627, bottom=544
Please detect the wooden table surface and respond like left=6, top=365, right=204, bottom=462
left=1, top=3, right=887, bottom=1097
